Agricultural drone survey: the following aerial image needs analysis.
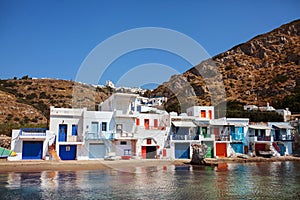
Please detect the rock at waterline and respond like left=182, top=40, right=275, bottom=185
left=190, top=143, right=208, bottom=165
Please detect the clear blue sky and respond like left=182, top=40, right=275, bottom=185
left=0, top=0, right=299, bottom=88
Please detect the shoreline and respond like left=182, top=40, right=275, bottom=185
left=0, top=156, right=300, bottom=173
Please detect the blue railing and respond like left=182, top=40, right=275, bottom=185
left=231, top=132, right=244, bottom=141
left=20, top=128, right=47, bottom=137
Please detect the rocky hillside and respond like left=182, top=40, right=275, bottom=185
left=0, top=78, right=111, bottom=135
left=152, top=19, right=300, bottom=113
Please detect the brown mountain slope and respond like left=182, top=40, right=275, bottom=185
left=0, top=78, right=110, bottom=123
left=152, top=19, right=300, bottom=113
left=0, top=90, right=47, bottom=125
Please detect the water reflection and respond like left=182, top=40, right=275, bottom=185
left=0, top=162, right=300, bottom=199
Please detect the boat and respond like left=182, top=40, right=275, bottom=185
left=258, top=150, right=273, bottom=158
left=0, top=147, right=16, bottom=159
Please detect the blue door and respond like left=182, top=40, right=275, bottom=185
left=278, top=144, right=285, bottom=156
left=22, top=141, right=43, bottom=159
left=59, top=124, right=67, bottom=142
left=59, top=145, right=76, bottom=160
left=175, top=143, right=190, bottom=159
left=231, top=143, right=244, bottom=154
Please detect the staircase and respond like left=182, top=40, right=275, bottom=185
left=48, top=144, right=61, bottom=161
left=271, top=142, right=280, bottom=157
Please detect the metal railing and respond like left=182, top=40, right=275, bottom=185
left=257, top=136, right=271, bottom=141
left=274, top=135, right=294, bottom=141
left=172, top=135, right=199, bottom=141
left=85, top=132, right=114, bottom=140
left=20, top=128, right=47, bottom=137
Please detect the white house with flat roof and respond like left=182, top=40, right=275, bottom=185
left=49, top=106, right=114, bottom=160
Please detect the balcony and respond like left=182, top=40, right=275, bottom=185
left=137, top=126, right=166, bottom=131
left=19, top=128, right=47, bottom=138
left=274, top=135, right=294, bottom=141
left=114, top=131, right=134, bottom=139
left=85, top=132, right=114, bottom=140
left=172, top=135, right=199, bottom=141
left=230, top=132, right=244, bottom=141
left=257, top=136, right=271, bottom=141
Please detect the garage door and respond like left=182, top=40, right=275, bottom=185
left=89, top=143, right=106, bottom=159
left=22, top=141, right=43, bottom=160
left=204, top=142, right=214, bottom=158
left=231, top=143, right=244, bottom=154
left=216, top=143, right=227, bottom=157
left=59, top=145, right=77, bottom=160
left=175, top=143, right=190, bottom=159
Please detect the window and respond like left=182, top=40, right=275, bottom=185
left=136, top=118, right=140, bottom=126
left=116, top=124, right=122, bottom=133
left=101, top=122, right=107, bottom=131
left=120, top=141, right=127, bottom=145
left=72, top=125, right=78, bottom=136
left=255, top=129, right=259, bottom=136
left=208, top=110, right=212, bottom=119
left=124, top=149, right=131, bottom=156
left=154, top=119, right=158, bottom=128
left=201, top=110, right=206, bottom=118
left=144, top=119, right=149, bottom=130
left=147, top=139, right=151, bottom=145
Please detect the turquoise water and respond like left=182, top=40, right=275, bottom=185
left=0, top=162, right=300, bottom=199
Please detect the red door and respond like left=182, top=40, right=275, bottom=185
left=142, top=146, right=146, bottom=159
left=216, top=143, right=227, bottom=157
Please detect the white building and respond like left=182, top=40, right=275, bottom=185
left=167, top=106, right=216, bottom=159
left=49, top=106, right=114, bottom=160
left=186, top=106, right=214, bottom=120
left=100, top=93, right=170, bottom=159
left=9, top=128, right=55, bottom=161
left=275, top=108, right=291, bottom=122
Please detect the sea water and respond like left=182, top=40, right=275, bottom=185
left=0, top=161, right=299, bottom=199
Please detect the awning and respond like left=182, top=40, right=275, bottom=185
left=172, top=121, right=196, bottom=128
left=272, top=124, right=295, bottom=129
left=248, top=125, right=272, bottom=130
left=227, top=123, right=245, bottom=127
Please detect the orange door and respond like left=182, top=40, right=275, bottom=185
left=142, top=146, right=147, bottom=159
left=216, top=143, right=227, bottom=157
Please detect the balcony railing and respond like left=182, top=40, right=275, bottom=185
left=172, top=135, right=199, bottom=141
left=257, top=136, right=271, bottom=141
left=20, top=128, right=47, bottom=137
left=85, top=132, right=114, bottom=140
left=230, top=133, right=244, bottom=141
left=138, top=126, right=166, bottom=131
left=114, top=132, right=134, bottom=138
left=274, top=135, right=294, bottom=141
left=58, top=135, right=83, bottom=142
